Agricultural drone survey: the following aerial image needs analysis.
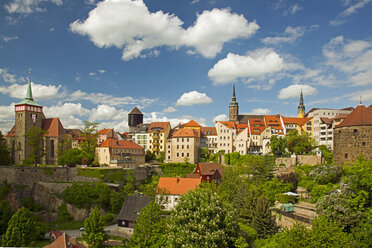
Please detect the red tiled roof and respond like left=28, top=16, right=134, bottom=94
left=282, top=116, right=312, bottom=126
left=264, top=115, right=284, bottom=130
left=4, top=125, right=15, bottom=137
left=172, top=128, right=200, bottom=138
left=45, top=233, right=86, bottom=248
left=236, top=124, right=248, bottom=130
left=183, top=120, right=202, bottom=127
left=156, top=177, right=201, bottom=195
left=99, top=138, right=144, bottom=149
left=149, top=122, right=170, bottom=132
left=248, top=119, right=266, bottom=135
left=197, top=163, right=222, bottom=176
left=219, top=121, right=236, bottom=129
left=200, top=127, right=217, bottom=136
left=97, top=128, right=111, bottom=135
left=42, top=118, right=66, bottom=137
left=320, top=117, right=332, bottom=125
left=336, top=105, right=372, bottom=128
left=333, top=113, right=349, bottom=120
left=129, top=107, right=143, bottom=115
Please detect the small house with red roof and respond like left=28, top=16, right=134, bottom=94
left=96, top=138, right=145, bottom=168
left=333, top=105, right=372, bottom=165
left=97, top=128, right=118, bottom=145
left=193, top=162, right=223, bottom=184
left=156, top=177, right=201, bottom=210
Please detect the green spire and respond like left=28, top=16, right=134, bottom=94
left=25, top=68, right=33, bottom=100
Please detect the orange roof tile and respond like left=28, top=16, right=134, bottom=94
left=200, top=127, right=217, bottom=136
left=4, top=125, right=15, bottom=137
left=149, top=122, right=170, bottom=132
left=172, top=128, right=200, bottom=138
left=183, top=120, right=202, bottom=127
left=249, top=118, right=266, bottom=135
left=42, top=118, right=66, bottom=137
left=99, top=138, right=144, bottom=150
left=336, top=105, right=372, bottom=128
left=97, top=128, right=111, bottom=135
left=333, top=113, right=349, bottom=120
left=236, top=124, right=248, bottom=130
left=156, top=177, right=201, bottom=195
left=282, top=116, right=312, bottom=126
left=219, top=121, right=236, bottom=129
left=198, top=163, right=222, bottom=176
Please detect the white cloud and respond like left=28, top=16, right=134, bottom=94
left=262, top=26, right=306, bottom=45
left=0, top=82, right=62, bottom=100
left=98, top=69, right=105, bottom=74
left=144, top=112, right=207, bottom=128
left=208, top=48, right=284, bottom=84
left=5, top=0, right=63, bottom=14
left=0, top=104, right=15, bottom=120
left=44, top=103, right=90, bottom=118
left=346, top=90, right=372, bottom=102
left=0, top=68, right=18, bottom=83
left=247, top=108, right=272, bottom=115
left=213, top=114, right=228, bottom=122
left=70, top=0, right=259, bottom=60
left=176, top=91, right=212, bottom=106
left=89, top=104, right=127, bottom=122
left=329, top=0, right=372, bottom=26
left=286, top=4, right=302, bottom=15
left=88, top=72, right=96, bottom=76
left=163, top=106, right=177, bottom=113
left=1, top=35, right=18, bottom=42
left=278, top=84, right=317, bottom=99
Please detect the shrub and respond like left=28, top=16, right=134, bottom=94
left=57, top=204, right=73, bottom=223
left=275, top=193, right=298, bottom=204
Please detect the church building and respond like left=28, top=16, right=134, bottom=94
left=5, top=72, right=66, bottom=165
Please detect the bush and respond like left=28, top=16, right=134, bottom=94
left=57, top=204, right=73, bottom=223
left=275, top=193, right=298, bottom=204
left=159, top=163, right=196, bottom=177
left=102, top=212, right=115, bottom=224
left=309, top=165, right=342, bottom=185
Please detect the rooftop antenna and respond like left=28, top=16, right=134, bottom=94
left=360, top=95, right=362, bottom=105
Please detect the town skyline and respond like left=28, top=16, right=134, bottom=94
left=1, top=0, right=372, bottom=132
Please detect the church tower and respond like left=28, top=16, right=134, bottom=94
left=297, top=90, right=305, bottom=118
left=128, top=107, right=143, bottom=132
left=14, top=70, right=45, bottom=164
left=229, top=83, right=239, bottom=122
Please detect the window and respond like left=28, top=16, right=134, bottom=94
left=182, top=145, right=184, bottom=149
left=354, top=129, right=358, bottom=134
left=177, top=145, right=179, bottom=149
left=182, top=153, right=184, bottom=157
left=187, top=153, right=189, bottom=157
left=182, top=138, right=184, bottom=142
left=362, top=142, right=366, bottom=146
left=177, top=153, right=179, bottom=157
left=345, top=153, right=348, bottom=158
left=187, top=145, right=189, bottom=149
left=168, top=156, right=170, bottom=159
left=187, top=138, right=189, bottom=142
left=50, top=140, right=55, bottom=158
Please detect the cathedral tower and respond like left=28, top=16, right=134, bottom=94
left=229, top=83, right=239, bottom=122
left=14, top=70, right=45, bottom=164
left=297, top=90, right=305, bottom=118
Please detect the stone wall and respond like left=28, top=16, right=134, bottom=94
left=333, top=125, right=372, bottom=166
left=275, top=154, right=323, bottom=167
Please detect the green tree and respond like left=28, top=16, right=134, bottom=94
left=199, top=147, right=210, bottom=162
left=82, top=206, right=108, bottom=248
left=57, top=134, right=73, bottom=158
left=57, top=203, right=73, bottom=223
left=2, top=207, right=36, bottom=247
left=286, top=130, right=315, bottom=155
left=251, top=196, right=278, bottom=239
left=166, top=187, right=239, bottom=247
left=145, top=150, right=156, bottom=162
left=0, top=131, right=11, bottom=165
left=0, top=200, right=13, bottom=235
left=79, top=121, right=98, bottom=165
left=58, top=148, right=85, bottom=165
left=318, top=145, right=334, bottom=164
left=25, top=126, right=47, bottom=166
left=270, top=135, right=288, bottom=157
left=233, top=183, right=260, bottom=226
left=127, top=201, right=166, bottom=248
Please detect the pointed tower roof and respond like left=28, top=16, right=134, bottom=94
left=230, top=83, right=238, bottom=106
left=15, top=69, right=41, bottom=107
left=336, top=105, right=372, bottom=128
left=298, top=90, right=305, bottom=111
left=129, top=107, right=143, bottom=115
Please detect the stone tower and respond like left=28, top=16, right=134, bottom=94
left=229, top=83, right=239, bottom=122
left=14, top=70, right=45, bottom=164
left=297, top=90, right=305, bottom=118
left=128, top=107, right=143, bottom=132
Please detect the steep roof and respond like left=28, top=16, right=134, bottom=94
left=200, top=127, right=217, bottom=136
left=4, top=125, right=15, bottom=137
left=249, top=118, right=266, bottom=135
left=172, top=128, right=200, bottom=138
left=42, top=118, right=66, bottom=137
left=198, top=163, right=222, bottom=176
left=149, top=122, right=170, bottom=132
left=218, top=121, right=236, bottom=129
left=333, top=113, right=349, bottom=120
left=156, top=177, right=201, bottom=195
left=65, top=129, right=81, bottom=137
left=264, top=115, right=284, bottom=130
left=117, top=194, right=152, bottom=222
left=97, top=128, right=111, bottom=135
left=129, top=107, right=143, bottom=115
left=99, top=138, right=144, bottom=149
left=45, top=232, right=85, bottom=248
left=282, top=116, right=312, bottom=126
left=183, top=120, right=202, bottom=128
left=320, top=117, right=332, bottom=125
left=336, top=105, right=372, bottom=128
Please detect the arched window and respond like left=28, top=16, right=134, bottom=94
left=51, top=140, right=55, bottom=158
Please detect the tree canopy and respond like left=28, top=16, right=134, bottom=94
left=82, top=206, right=108, bottom=248
left=25, top=126, right=47, bottom=166
left=0, top=131, right=11, bottom=165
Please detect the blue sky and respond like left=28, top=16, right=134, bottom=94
left=0, top=0, right=371, bottom=132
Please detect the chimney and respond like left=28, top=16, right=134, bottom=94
left=177, top=177, right=180, bottom=183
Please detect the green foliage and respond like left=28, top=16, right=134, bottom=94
left=158, top=163, right=196, bottom=177
left=233, top=184, right=260, bottom=226
left=0, top=200, right=13, bottom=235
left=145, top=150, right=156, bottom=162
left=309, top=165, right=343, bottom=185
left=157, top=151, right=165, bottom=163
left=270, top=135, right=288, bottom=157
left=235, top=222, right=258, bottom=248
left=77, top=168, right=126, bottom=183
left=286, top=130, right=315, bottom=155
left=352, top=221, right=372, bottom=248
left=57, top=135, right=72, bottom=158
left=0, top=180, right=12, bottom=200
left=309, top=184, right=335, bottom=203
left=166, top=187, right=239, bottom=247
left=20, top=196, right=43, bottom=212
left=102, top=212, right=115, bottom=225
left=0, top=131, right=11, bottom=165
left=25, top=126, right=48, bottom=166
left=199, top=147, right=209, bottom=162
left=318, top=145, right=334, bottom=164
left=2, top=207, right=36, bottom=247
left=259, top=177, right=293, bottom=203
left=79, top=121, right=98, bottom=165
left=127, top=201, right=166, bottom=248
left=277, top=172, right=298, bottom=192
left=82, top=206, right=108, bottom=248
left=251, top=196, right=278, bottom=239
left=275, top=193, right=298, bottom=204
left=57, top=203, right=73, bottom=223
left=58, top=148, right=87, bottom=166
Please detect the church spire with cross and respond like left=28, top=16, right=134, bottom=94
left=16, top=68, right=41, bottom=107
left=297, top=89, right=305, bottom=118
left=229, top=82, right=239, bottom=122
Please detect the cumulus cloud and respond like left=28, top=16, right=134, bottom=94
left=262, top=26, right=306, bottom=45
left=286, top=4, right=302, bottom=15
left=144, top=112, right=207, bottom=128
left=322, top=36, right=372, bottom=86
left=176, top=91, right=212, bottom=106
left=208, top=48, right=284, bottom=84
left=278, top=84, right=317, bottom=99
left=247, top=108, right=272, bottom=115
left=44, top=103, right=90, bottom=118
left=330, top=0, right=372, bottom=26
left=213, top=114, right=228, bottom=122
left=163, top=106, right=177, bottom=113
left=5, top=0, right=63, bottom=14
left=70, top=0, right=259, bottom=60
left=88, top=104, right=128, bottom=122
left=0, top=82, right=62, bottom=100
left=0, top=68, right=18, bottom=83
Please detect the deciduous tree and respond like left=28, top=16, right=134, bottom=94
left=25, top=126, right=47, bottom=166
left=0, top=131, right=11, bottom=165
left=82, top=206, right=108, bottom=248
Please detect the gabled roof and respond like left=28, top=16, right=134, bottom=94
left=198, top=163, right=222, bottom=176
left=183, top=120, right=202, bottom=128
left=333, top=113, right=349, bottom=120
left=172, top=128, right=200, bottom=138
left=65, top=129, right=81, bottom=137
left=129, top=107, right=143, bottom=115
left=248, top=118, right=266, bottom=135
left=4, top=125, right=15, bottom=137
left=320, top=117, right=332, bottom=125
left=99, top=138, right=144, bottom=150
left=236, top=124, right=248, bottom=130
left=45, top=232, right=85, bottom=248
left=336, top=105, right=372, bottom=128
left=97, top=128, right=111, bottom=135
left=200, top=127, right=217, bottom=136
left=156, top=177, right=201, bottom=195
left=117, top=194, right=152, bottom=222
left=218, top=121, right=236, bottom=129
left=282, top=116, right=312, bottom=126
left=42, top=118, right=66, bottom=137
left=238, top=114, right=264, bottom=124
left=149, top=122, right=170, bottom=132
left=264, top=115, right=284, bottom=130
